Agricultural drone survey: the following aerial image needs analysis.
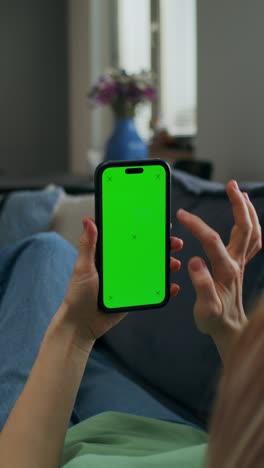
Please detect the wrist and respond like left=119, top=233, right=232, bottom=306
left=49, top=302, right=96, bottom=356
left=210, top=307, right=248, bottom=366
left=211, top=332, right=234, bottom=367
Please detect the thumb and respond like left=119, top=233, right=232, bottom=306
left=188, top=256, right=220, bottom=317
left=76, top=216, right=98, bottom=273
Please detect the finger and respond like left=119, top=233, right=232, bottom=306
left=226, top=180, right=253, bottom=261
left=188, top=257, right=222, bottom=326
left=170, top=257, right=181, bottom=272
left=188, top=257, right=219, bottom=306
left=170, top=236, right=183, bottom=252
left=170, top=283, right=180, bottom=298
left=242, top=193, right=262, bottom=263
left=75, top=217, right=98, bottom=274
left=177, top=208, right=232, bottom=284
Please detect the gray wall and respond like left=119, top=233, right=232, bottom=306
left=68, top=0, right=117, bottom=174
left=196, top=0, right=264, bottom=182
left=0, top=0, right=69, bottom=177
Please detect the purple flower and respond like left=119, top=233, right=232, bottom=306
left=127, top=83, right=142, bottom=100
left=143, top=88, right=156, bottom=100
left=96, top=80, right=118, bottom=104
left=87, top=68, right=156, bottom=108
left=115, top=83, right=126, bottom=97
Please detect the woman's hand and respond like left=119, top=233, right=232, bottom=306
left=59, top=217, right=183, bottom=350
left=177, top=180, right=262, bottom=363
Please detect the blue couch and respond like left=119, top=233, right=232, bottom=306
left=1, top=169, right=263, bottom=430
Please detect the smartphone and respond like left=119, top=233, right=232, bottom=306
left=94, top=158, right=171, bottom=313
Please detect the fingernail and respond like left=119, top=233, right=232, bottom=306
left=190, top=258, right=206, bottom=272
left=89, top=217, right=97, bottom=226
left=177, top=209, right=188, bottom=219
left=243, top=192, right=250, bottom=201
left=82, top=218, right=88, bottom=230
left=233, top=180, right=239, bottom=190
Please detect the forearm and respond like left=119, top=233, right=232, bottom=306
left=212, top=318, right=248, bottom=366
left=0, top=303, right=95, bottom=468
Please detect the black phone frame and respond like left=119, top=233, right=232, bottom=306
left=94, top=158, right=171, bottom=313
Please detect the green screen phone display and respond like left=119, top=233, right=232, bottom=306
left=100, top=163, right=169, bottom=311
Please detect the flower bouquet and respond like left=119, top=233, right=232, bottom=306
left=88, top=68, right=156, bottom=119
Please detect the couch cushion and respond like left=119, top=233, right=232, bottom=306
left=0, top=185, right=64, bottom=247
left=101, top=169, right=264, bottom=428
left=49, top=192, right=95, bottom=249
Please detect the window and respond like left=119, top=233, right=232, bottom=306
left=117, top=0, right=197, bottom=139
left=117, top=0, right=152, bottom=140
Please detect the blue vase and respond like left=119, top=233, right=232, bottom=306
left=105, top=118, right=148, bottom=161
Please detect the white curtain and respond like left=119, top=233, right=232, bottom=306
left=160, top=0, right=197, bottom=135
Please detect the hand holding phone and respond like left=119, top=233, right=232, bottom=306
left=60, top=158, right=182, bottom=344
left=95, top=158, right=173, bottom=313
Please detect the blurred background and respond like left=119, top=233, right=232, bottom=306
left=0, top=0, right=263, bottom=182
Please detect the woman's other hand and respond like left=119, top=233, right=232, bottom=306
left=177, top=180, right=262, bottom=363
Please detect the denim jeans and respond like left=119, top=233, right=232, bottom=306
left=0, top=232, right=201, bottom=431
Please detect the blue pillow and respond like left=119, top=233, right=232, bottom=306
left=0, top=187, right=64, bottom=247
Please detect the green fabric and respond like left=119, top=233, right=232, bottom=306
left=61, top=411, right=208, bottom=467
